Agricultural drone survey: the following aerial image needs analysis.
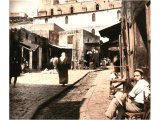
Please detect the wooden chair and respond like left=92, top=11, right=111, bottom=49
left=109, top=77, right=134, bottom=100
left=110, top=79, right=125, bottom=94
left=125, top=91, right=150, bottom=120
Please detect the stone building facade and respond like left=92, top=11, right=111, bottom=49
left=23, top=23, right=64, bottom=39
left=48, top=29, right=100, bottom=69
left=10, top=0, right=122, bottom=70
left=10, top=28, right=49, bottom=70
left=34, top=0, right=121, bottom=42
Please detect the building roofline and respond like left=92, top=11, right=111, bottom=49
left=34, top=7, right=121, bottom=19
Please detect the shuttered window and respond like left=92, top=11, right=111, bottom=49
left=67, top=35, right=73, bottom=44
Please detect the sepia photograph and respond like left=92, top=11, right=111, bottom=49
left=8, top=0, right=153, bottom=119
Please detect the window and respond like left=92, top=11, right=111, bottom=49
left=49, top=48, right=51, bottom=57
left=67, top=35, right=73, bottom=44
left=45, top=18, right=48, bottom=23
left=96, top=4, right=99, bottom=11
left=26, top=33, right=28, bottom=39
left=70, top=6, right=74, bottom=13
left=82, top=7, right=87, bottom=12
left=35, top=37, right=37, bottom=43
left=53, top=0, right=59, bottom=4
left=51, top=9, right=53, bottom=15
left=38, top=10, right=47, bottom=17
left=42, top=0, right=50, bottom=4
left=91, top=29, right=95, bottom=35
left=92, top=13, right=95, bottom=22
left=57, top=9, right=62, bottom=15
left=56, top=39, right=59, bottom=45
left=117, top=10, right=121, bottom=19
left=65, top=16, right=68, bottom=24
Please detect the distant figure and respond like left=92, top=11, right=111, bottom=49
left=106, top=57, right=111, bottom=66
left=10, top=51, right=21, bottom=87
left=101, top=58, right=107, bottom=69
left=92, top=48, right=99, bottom=69
left=86, top=50, right=92, bottom=67
left=21, top=57, right=29, bottom=73
left=50, top=57, right=58, bottom=69
left=113, top=55, right=120, bottom=73
left=56, top=52, right=69, bottom=87
left=89, top=57, right=95, bottom=70
left=79, top=59, right=84, bottom=69
left=71, top=61, right=74, bottom=70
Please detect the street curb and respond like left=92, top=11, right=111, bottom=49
left=30, top=69, right=106, bottom=119
left=30, top=71, right=92, bottom=119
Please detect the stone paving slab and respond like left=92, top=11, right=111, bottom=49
left=10, top=70, right=91, bottom=119
left=79, top=70, right=112, bottom=120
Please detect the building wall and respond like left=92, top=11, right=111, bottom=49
left=34, top=9, right=120, bottom=29
left=58, top=29, right=100, bottom=68
left=18, top=28, right=48, bottom=70
left=20, top=28, right=47, bottom=45
left=58, top=30, right=82, bottom=62
left=10, top=12, right=28, bottom=17
left=33, top=9, right=120, bottom=41
left=10, top=0, right=122, bottom=70
left=22, top=23, right=64, bottom=38
left=38, top=0, right=121, bottom=15
left=10, top=0, right=121, bottom=43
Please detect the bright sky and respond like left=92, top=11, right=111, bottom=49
left=10, top=0, right=39, bottom=17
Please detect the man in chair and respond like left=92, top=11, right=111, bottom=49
left=105, top=68, right=150, bottom=119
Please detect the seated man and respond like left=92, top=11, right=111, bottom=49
left=105, top=68, right=150, bottom=119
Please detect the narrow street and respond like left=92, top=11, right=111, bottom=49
left=10, top=69, right=113, bottom=119
left=10, top=70, right=91, bottom=119
left=32, top=70, right=112, bottom=120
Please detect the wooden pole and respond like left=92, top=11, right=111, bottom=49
left=145, top=2, right=151, bottom=82
left=119, top=35, right=123, bottom=78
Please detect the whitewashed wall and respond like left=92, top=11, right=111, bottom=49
left=33, top=9, right=120, bottom=41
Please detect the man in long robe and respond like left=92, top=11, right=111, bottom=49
left=57, top=52, right=69, bottom=87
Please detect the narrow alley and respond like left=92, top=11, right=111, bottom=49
left=32, top=70, right=112, bottom=120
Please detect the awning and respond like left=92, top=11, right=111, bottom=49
left=49, top=43, right=72, bottom=49
left=99, top=22, right=121, bottom=40
left=20, top=41, right=39, bottom=51
left=84, top=42, right=99, bottom=46
left=108, top=47, right=119, bottom=51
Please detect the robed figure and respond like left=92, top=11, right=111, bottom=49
left=57, top=52, right=69, bottom=87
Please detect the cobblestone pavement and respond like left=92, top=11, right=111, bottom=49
left=10, top=69, right=91, bottom=119
left=33, top=69, right=112, bottom=120
left=80, top=69, right=112, bottom=120
left=33, top=71, right=98, bottom=119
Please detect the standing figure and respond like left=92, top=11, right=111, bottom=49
left=21, top=57, right=28, bottom=73
left=57, top=52, right=69, bottom=87
left=50, top=57, right=58, bottom=69
left=92, top=48, right=99, bottom=69
left=89, top=57, right=94, bottom=70
left=10, top=51, right=21, bottom=87
left=113, top=55, right=120, bottom=73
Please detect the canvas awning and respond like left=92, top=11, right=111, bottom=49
left=84, top=42, right=99, bottom=46
left=99, top=22, right=121, bottom=40
left=108, top=46, right=119, bottom=51
left=20, top=40, right=39, bottom=51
